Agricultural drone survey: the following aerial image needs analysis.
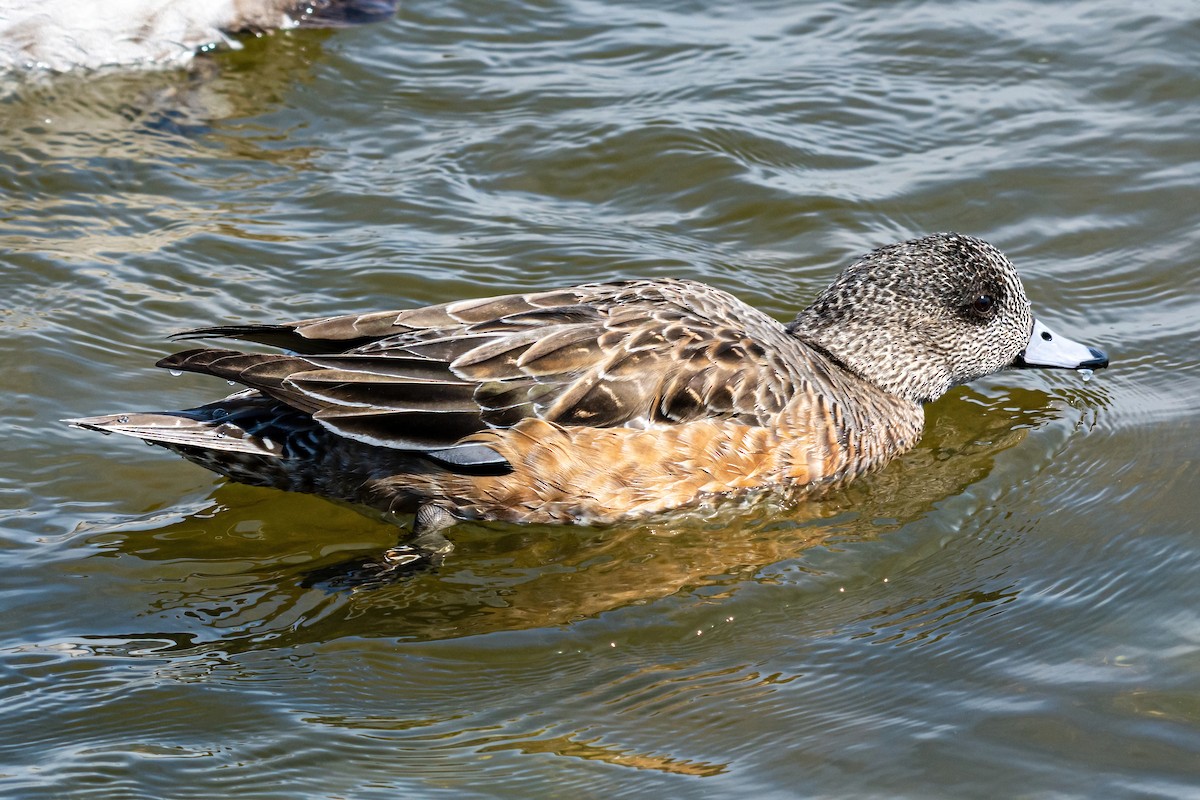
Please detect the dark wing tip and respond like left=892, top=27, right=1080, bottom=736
left=168, top=323, right=383, bottom=355
left=168, top=324, right=296, bottom=342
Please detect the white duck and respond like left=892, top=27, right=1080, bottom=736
left=0, top=0, right=395, bottom=72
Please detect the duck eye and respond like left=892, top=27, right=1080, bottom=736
left=971, top=294, right=996, bottom=315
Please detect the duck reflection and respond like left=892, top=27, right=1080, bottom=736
left=82, top=385, right=1081, bottom=649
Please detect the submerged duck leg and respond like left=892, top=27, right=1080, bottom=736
left=302, top=505, right=458, bottom=589
left=379, top=504, right=458, bottom=570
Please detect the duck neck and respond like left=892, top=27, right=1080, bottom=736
left=786, top=308, right=951, bottom=405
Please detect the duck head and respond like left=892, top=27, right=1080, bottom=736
left=787, top=233, right=1109, bottom=404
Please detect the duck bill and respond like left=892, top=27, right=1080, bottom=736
left=1013, top=318, right=1109, bottom=370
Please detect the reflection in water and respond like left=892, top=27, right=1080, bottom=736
left=74, top=385, right=1066, bottom=651
left=476, top=730, right=728, bottom=777
left=3, top=0, right=1184, bottom=792
left=0, top=32, right=331, bottom=264
left=37, top=381, right=1081, bottom=785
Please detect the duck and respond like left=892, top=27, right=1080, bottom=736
left=0, top=0, right=396, bottom=73
left=68, top=233, right=1109, bottom=569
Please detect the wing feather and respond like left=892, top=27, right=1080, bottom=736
left=163, top=279, right=814, bottom=451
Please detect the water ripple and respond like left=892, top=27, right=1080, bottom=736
left=3, top=0, right=1200, bottom=797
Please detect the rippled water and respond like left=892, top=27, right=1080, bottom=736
left=2, top=1, right=1199, bottom=797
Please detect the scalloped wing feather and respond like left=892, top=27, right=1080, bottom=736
left=163, top=280, right=815, bottom=451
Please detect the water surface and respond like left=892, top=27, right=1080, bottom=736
left=2, top=1, right=1198, bottom=797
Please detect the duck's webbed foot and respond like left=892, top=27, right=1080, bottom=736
left=303, top=504, right=460, bottom=589
left=378, top=504, right=458, bottom=570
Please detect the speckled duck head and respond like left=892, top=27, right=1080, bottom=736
left=787, top=233, right=1109, bottom=404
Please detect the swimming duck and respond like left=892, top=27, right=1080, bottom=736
left=68, top=233, right=1109, bottom=567
left=0, top=0, right=395, bottom=72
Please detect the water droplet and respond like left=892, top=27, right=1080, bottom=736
left=169, top=369, right=182, bottom=377
left=215, top=431, right=226, bottom=439
left=212, top=408, right=227, bottom=419
left=1080, top=369, right=1093, bottom=383
left=227, top=380, right=236, bottom=386
left=117, top=416, right=129, bottom=424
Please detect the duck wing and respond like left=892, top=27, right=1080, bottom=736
left=161, top=279, right=813, bottom=452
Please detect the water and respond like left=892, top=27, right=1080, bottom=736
left=2, top=1, right=1198, bottom=797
